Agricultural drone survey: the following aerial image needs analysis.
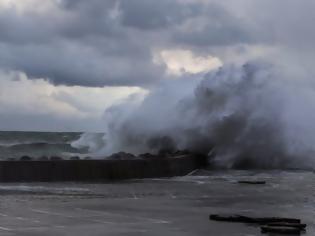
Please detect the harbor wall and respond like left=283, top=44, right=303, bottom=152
left=0, top=155, right=207, bottom=182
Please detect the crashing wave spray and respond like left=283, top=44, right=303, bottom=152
left=76, top=61, right=315, bottom=169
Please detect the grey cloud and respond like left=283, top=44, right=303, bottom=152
left=246, top=1, right=315, bottom=49
left=0, top=9, right=58, bottom=44
left=59, top=0, right=123, bottom=39
left=0, top=0, right=172, bottom=86
left=0, top=0, right=123, bottom=43
left=0, top=0, right=314, bottom=135
left=0, top=0, right=303, bottom=87
left=0, top=41, right=164, bottom=87
left=174, top=22, right=252, bottom=47
left=119, top=0, right=201, bottom=30
left=172, top=4, right=253, bottom=47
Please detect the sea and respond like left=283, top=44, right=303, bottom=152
left=0, top=169, right=313, bottom=235
left=0, top=131, right=99, bottom=160
left=0, top=131, right=314, bottom=235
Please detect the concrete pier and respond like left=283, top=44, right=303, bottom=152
left=0, top=155, right=206, bottom=182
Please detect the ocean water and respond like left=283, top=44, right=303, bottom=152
left=0, top=131, right=96, bottom=160
left=0, top=170, right=313, bottom=235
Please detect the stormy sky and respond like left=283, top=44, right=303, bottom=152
left=0, top=0, right=313, bottom=131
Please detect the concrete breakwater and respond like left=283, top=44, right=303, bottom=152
left=0, top=154, right=207, bottom=182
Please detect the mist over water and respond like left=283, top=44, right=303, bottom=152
left=74, top=61, right=315, bottom=169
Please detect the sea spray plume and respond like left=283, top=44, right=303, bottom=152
left=98, top=78, right=200, bottom=156
left=80, top=61, right=315, bottom=169
left=71, top=133, right=106, bottom=153
left=194, top=63, right=287, bottom=168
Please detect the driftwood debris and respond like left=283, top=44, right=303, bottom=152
left=237, top=180, right=266, bottom=185
left=209, top=214, right=301, bottom=224
left=261, top=225, right=303, bottom=234
left=210, top=214, right=306, bottom=235
left=266, top=222, right=306, bottom=229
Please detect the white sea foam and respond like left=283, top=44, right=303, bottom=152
left=71, top=133, right=106, bottom=153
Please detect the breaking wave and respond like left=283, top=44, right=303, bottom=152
left=71, top=133, right=106, bottom=153
left=0, top=131, right=89, bottom=159
left=77, top=61, right=315, bottom=169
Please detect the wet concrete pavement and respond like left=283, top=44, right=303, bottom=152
left=0, top=170, right=313, bottom=235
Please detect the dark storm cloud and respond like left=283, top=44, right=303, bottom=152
left=0, top=0, right=256, bottom=87
left=0, top=39, right=164, bottom=86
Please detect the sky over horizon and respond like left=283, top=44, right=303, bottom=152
left=0, top=0, right=314, bottom=131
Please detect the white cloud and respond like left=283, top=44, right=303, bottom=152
left=0, top=0, right=59, bottom=13
left=0, top=71, right=145, bottom=131
left=155, top=49, right=222, bottom=75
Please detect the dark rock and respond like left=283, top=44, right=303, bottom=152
left=157, top=149, right=172, bottom=157
left=138, top=153, right=156, bottom=159
left=209, top=214, right=301, bottom=224
left=157, top=149, right=192, bottom=158
left=49, top=156, right=63, bottom=161
left=20, top=156, right=32, bottom=161
left=38, top=156, right=49, bottom=161
left=172, top=150, right=191, bottom=156
left=261, top=225, right=303, bottom=234
left=238, top=180, right=266, bottom=185
left=156, top=150, right=190, bottom=158
left=146, top=136, right=175, bottom=154
left=107, top=152, right=137, bottom=160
